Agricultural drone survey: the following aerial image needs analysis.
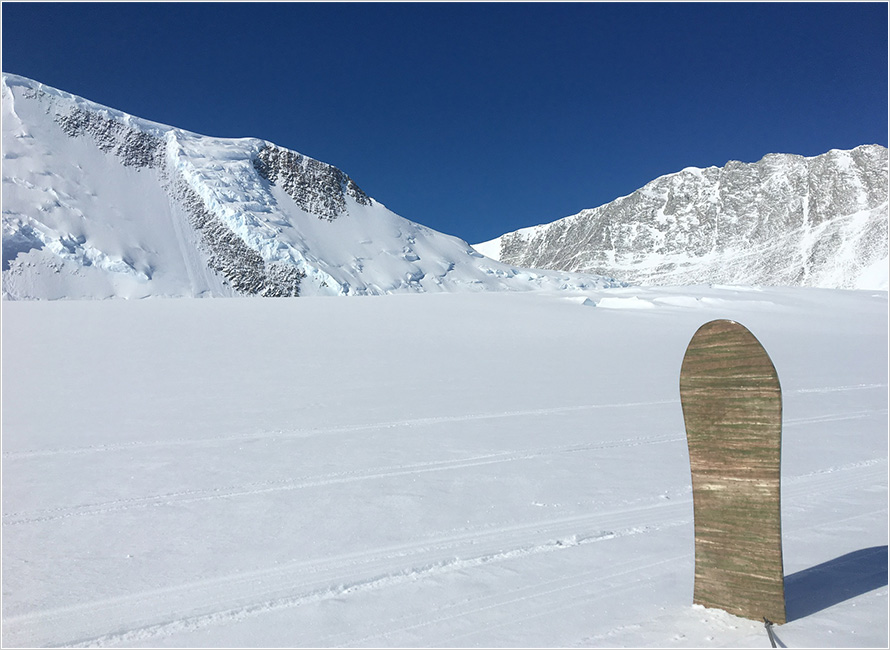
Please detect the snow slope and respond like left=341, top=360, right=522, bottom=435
left=1, top=73, right=614, bottom=299
left=476, top=147, right=889, bottom=291
left=2, top=287, right=886, bottom=647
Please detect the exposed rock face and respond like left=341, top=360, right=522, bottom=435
left=494, top=146, right=888, bottom=289
left=253, top=144, right=371, bottom=221
left=170, top=179, right=306, bottom=297
left=56, top=106, right=165, bottom=169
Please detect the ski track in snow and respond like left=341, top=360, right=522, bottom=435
left=3, top=452, right=884, bottom=647
left=4, top=383, right=885, bottom=461
left=793, top=383, right=888, bottom=394
left=2, top=366, right=885, bottom=647
left=8, top=501, right=691, bottom=648
left=327, top=554, right=686, bottom=648
left=783, top=408, right=887, bottom=428
left=3, top=381, right=884, bottom=528
left=2, top=432, right=684, bottom=526
left=6, top=399, right=885, bottom=528
left=1, top=398, right=680, bottom=460
left=784, top=460, right=888, bottom=502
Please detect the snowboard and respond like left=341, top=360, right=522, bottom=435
left=680, top=319, right=786, bottom=624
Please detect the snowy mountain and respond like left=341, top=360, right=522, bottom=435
left=1, top=73, right=613, bottom=300
left=475, top=146, right=889, bottom=290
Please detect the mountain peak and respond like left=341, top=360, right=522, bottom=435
left=2, top=73, right=615, bottom=300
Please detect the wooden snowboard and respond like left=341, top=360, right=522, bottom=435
left=680, top=319, right=786, bottom=624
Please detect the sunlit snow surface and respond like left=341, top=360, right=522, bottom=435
left=2, top=286, right=887, bottom=647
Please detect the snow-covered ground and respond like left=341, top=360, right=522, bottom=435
left=2, top=285, right=887, bottom=647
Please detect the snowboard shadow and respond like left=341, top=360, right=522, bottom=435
left=784, top=545, right=888, bottom=622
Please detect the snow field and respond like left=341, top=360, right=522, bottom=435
left=1, top=286, right=887, bottom=647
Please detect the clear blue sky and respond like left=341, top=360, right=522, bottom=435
left=3, top=2, right=887, bottom=244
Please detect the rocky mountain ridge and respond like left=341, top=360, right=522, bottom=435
left=478, top=146, right=888, bottom=290
left=2, top=73, right=612, bottom=299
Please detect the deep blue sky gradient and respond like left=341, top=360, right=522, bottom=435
left=3, top=2, right=887, bottom=244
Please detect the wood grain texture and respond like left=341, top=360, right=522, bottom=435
left=680, top=319, right=786, bottom=624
